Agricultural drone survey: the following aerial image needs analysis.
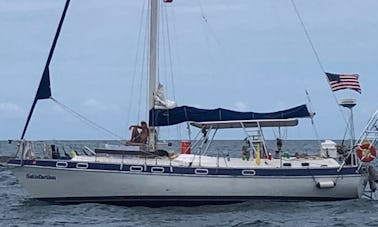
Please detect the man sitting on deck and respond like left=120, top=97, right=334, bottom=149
left=127, top=121, right=149, bottom=144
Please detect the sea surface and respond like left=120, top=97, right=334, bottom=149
left=1, top=140, right=378, bottom=227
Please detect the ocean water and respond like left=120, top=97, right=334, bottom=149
left=1, top=140, right=378, bottom=227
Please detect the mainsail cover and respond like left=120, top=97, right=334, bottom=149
left=154, top=84, right=177, bottom=109
left=149, top=104, right=312, bottom=126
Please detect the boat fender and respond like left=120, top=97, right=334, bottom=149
left=70, top=150, right=77, bottom=158
left=168, top=153, right=178, bottom=160
left=316, top=181, right=336, bottom=189
left=368, top=166, right=378, bottom=192
left=356, top=143, right=376, bottom=162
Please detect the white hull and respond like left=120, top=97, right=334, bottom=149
left=9, top=164, right=367, bottom=205
left=6, top=0, right=376, bottom=207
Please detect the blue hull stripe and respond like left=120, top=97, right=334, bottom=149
left=8, top=159, right=360, bottom=177
left=38, top=195, right=354, bottom=206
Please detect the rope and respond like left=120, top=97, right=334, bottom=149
left=341, top=121, right=349, bottom=147
left=140, top=1, right=150, bottom=122
left=162, top=3, right=182, bottom=140
left=127, top=0, right=148, bottom=130
left=290, top=0, right=347, bottom=124
left=290, top=0, right=325, bottom=73
left=51, top=97, right=124, bottom=140
left=163, top=4, right=176, bottom=102
left=198, top=1, right=223, bottom=47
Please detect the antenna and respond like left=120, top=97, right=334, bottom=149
left=339, top=98, right=357, bottom=165
left=339, top=98, right=357, bottom=109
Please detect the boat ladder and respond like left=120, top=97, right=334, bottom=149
left=356, top=110, right=378, bottom=147
left=241, top=123, right=268, bottom=157
left=356, top=111, right=378, bottom=199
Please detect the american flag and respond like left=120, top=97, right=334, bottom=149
left=325, top=72, right=361, bottom=94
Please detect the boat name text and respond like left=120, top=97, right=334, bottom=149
left=26, top=173, right=56, bottom=180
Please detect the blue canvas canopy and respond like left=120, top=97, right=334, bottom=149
left=149, top=104, right=312, bottom=127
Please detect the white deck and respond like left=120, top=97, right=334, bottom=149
left=71, top=153, right=340, bottom=169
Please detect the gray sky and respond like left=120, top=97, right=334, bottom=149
left=1, top=0, right=378, bottom=140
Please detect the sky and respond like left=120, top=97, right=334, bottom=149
left=1, top=0, right=378, bottom=141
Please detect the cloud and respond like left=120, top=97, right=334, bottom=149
left=0, top=1, right=58, bottom=13
left=84, top=98, right=108, bottom=111
left=0, top=102, right=24, bottom=118
left=83, top=98, right=120, bottom=113
left=234, top=101, right=249, bottom=111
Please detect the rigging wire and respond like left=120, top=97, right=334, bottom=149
left=163, top=3, right=176, bottom=102
left=290, top=0, right=348, bottom=125
left=159, top=2, right=168, bottom=85
left=198, top=1, right=223, bottom=47
left=139, top=0, right=150, bottom=123
left=127, top=0, right=148, bottom=130
left=51, top=97, right=124, bottom=141
left=290, top=0, right=325, bottom=73
left=157, top=1, right=168, bottom=140
left=197, top=0, right=219, bottom=69
left=167, top=2, right=183, bottom=141
left=152, top=2, right=182, bottom=140
left=341, top=119, right=350, bottom=146
left=162, top=2, right=181, bottom=140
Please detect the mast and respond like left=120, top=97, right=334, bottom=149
left=148, top=0, right=158, bottom=149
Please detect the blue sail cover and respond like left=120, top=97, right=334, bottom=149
left=149, top=104, right=311, bottom=126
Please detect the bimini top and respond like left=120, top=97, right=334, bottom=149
left=149, top=104, right=312, bottom=127
left=190, top=118, right=299, bottom=129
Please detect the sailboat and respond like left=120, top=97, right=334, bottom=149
left=2, top=0, right=378, bottom=206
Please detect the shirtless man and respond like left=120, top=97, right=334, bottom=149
left=128, top=121, right=149, bottom=144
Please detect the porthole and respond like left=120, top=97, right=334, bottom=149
left=76, top=163, right=88, bottom=169
left=242, top=169, right=256, bottom=176
left=130, top=166, right=143, bottom=172
left=195, top=169, right=208, bottom=175
left=56, top=161, right=68, bottom=168
left=151, top=167, right=165, bottom=173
